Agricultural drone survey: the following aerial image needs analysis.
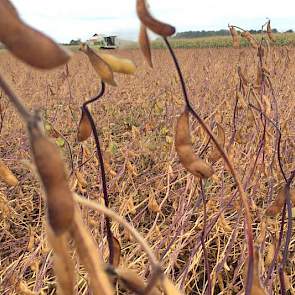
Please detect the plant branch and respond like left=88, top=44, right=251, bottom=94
left=81, top=81, right=114, bottom=264
left=74, top=193, right=160, bottom=268
left=163, top=36, right=254, bottom=295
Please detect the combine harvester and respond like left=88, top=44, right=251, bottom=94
left=87, top=33, right=119, bottom=49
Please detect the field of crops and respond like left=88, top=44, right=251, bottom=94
left=152, top=33, right=295, bottom=48
left=0, top=42, right=294, bottom=294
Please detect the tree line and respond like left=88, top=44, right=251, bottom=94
left=173, top=28, right=294, bottom=39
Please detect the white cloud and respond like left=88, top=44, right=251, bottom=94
left=10, top=0, right=295, bottom=43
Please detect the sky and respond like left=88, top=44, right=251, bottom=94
left=11, top=0, right=295, bottom=43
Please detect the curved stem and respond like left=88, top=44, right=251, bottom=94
left=163, top=37, right=254, bottom=295
left=83, top=81, right=106, bottom=108
left=82, top=81, right=114, bottom=264
left=230, top=25, right=247, bottom=32
left=74, top=193, right=159, bottom=268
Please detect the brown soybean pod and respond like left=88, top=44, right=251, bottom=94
left=267, top=20, right=275, bottom=42
left=70, top=207, right=113, bottom=295
left=139, top=23, right=153, bottom=67
left=116, top=268, right=161, bottom=295
left=241, top=31, right=258, bottom=49
left=80, top=44, right=116, bottom=86
left=250, top=248, right=267, bottom=295
left=112, top=236, right=121, bottom=268
left=0, top=159, right=18, bottom=186
left=29, top=126, right=74, bottom=235
left=136, top=0, right=175, bottom=37
left=98, top=53, right=136, bottom=75
left=77, top=108, right=92, bottom=142
left=175, top=110, right=214, bottom=178
left=47, top=226, right=75, bottom=295
left=229, top=26, right=240, bottom=49
left=266, top=188, right=295, bottom=216
left=208, top=123, right=225, bottom=162
left=0, top=0, right=70, bottom=69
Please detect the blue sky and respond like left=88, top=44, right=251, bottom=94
left=11, top=0, right=295, bottom=43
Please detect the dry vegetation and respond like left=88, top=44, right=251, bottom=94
left=0, top=1, right=295, bottom=295
left=0, top=45, right=294, bottom=294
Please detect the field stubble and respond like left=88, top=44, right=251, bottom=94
left=0, top=47, right=294, bottom=294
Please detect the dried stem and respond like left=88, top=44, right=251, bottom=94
left=163, top=37, right=254, bottom=295
left=81, top=81, right=114, bottom=264
left=279, top=171, right=295, bottom=291
left=74, top=193, right=159, bottom=268
left=200, top=179, right=212, bottom=295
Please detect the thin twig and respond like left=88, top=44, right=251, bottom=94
left=200, top=179, right=212, bottom=295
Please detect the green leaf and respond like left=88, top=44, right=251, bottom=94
left=108, top=142, right=118, bottom=155
left=55, top=137, right=65, bottom=147
left=166, top=136, right=173, bottom=144
left=44, top=122, right=51, bottom=132
left=160, top=126, right=169, bottom=136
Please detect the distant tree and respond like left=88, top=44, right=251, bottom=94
left=173, top=28, right=281, bottom=39
left=285, top=29, right=294, bottom=33
left=174, top=29, right=230, bottom=39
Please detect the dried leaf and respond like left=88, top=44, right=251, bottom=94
left=17, top=281, right=36, bottom=295
left=148, top=190, right=161, bottom=213
left=139, top=23, right=153, bottom=67
left=0, top=0, right=70, bottom=68
left=237, top=66, right=249, bottom=85
left=75, top=171, right=87, bottom=188
left=136, top=0, right=175, bottom=37
left=262, top=95, right=271, bottom=117
left=266, top=187, right=295, bottom=217
left=236, top=91, right=247, bottom=109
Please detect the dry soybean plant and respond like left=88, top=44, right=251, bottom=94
left=0, top=0, right=295, bottom=294
left=0, top=1, right=179, bottom=294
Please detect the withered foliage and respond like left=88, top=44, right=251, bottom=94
left=0, top=3, right=294, bottom=295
